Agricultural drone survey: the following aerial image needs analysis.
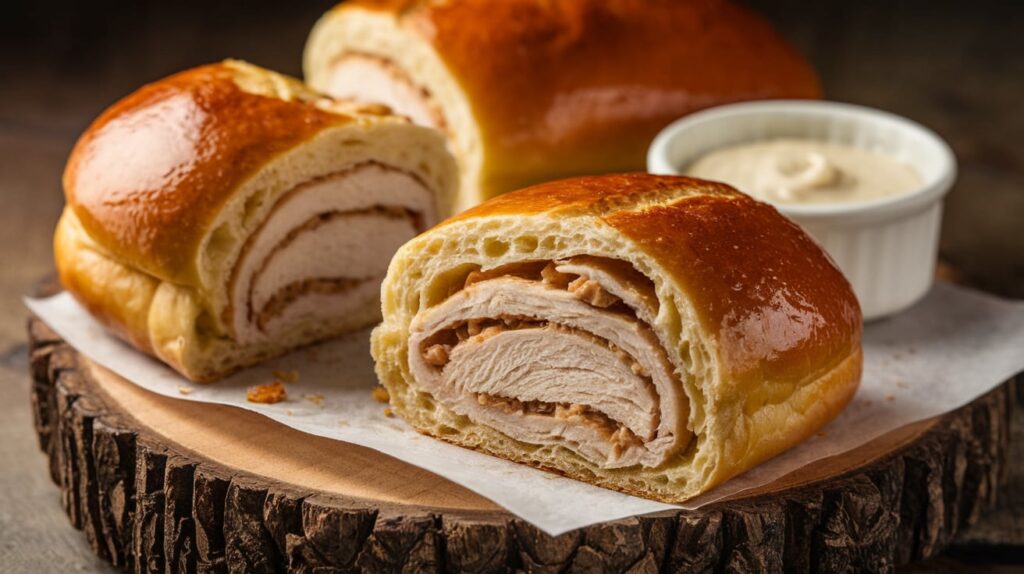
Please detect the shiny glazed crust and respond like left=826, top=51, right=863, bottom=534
left=305, top=0, right=821, bottom=206
left=372, top=173, right=862, bottom=502
left=57, top=60, right=458, bottom=381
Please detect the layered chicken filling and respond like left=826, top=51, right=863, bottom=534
left=408, top=258, right=692, bottom=469
left=326, top=53, right=447, bottom=133
left=228, top=162, right=434, bottom=343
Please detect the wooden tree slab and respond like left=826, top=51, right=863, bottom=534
left=26, top=316, right=1016, bottom=573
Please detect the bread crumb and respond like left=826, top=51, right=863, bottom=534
left=273, top=369, right=299, bottom=383
left=372, top=387, right=390, bottom=403
left=178, top=386, right=192, bottom=395
left=383, top=408, right=395, bottom=418
left=247, top=381, right=287, bottom=404
left=338, top=420, right=350, bottom=427
left=885, top=394, right=895, bottom=401
left=287, top=409, right=294, bottom=416
left=304, top=393, right=325, bottom=407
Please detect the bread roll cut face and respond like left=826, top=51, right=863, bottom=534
left=226, top=164, right=432, bottom=346
left=57, top=60, right=457, bottom=381
left=409, top=258, right=691, bottom=470
left=325, top=53, right=446, bottom=133
left=373, top=174, right=862, bottom=502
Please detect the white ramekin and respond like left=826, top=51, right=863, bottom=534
left=647, top=100, right=957, bottom=321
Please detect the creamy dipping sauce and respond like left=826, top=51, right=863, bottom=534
left=685, top=138, right=922, bottom=204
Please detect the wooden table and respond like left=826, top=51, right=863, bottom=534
left=1, top=1, right=1021, bottom=571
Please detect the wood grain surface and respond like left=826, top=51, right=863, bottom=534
left=24, top=318, right=1020, bottom=572
left=2, top=1, right=1023, bottom=572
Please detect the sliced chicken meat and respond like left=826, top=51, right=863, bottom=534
left=229, top=162, right=434, bottom=343
left=326, top=54, right=446, bottom=132
left=408, top=259, right=692, bottom=469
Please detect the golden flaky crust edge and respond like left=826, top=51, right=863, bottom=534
left=372, top=174, right=862, bottom=503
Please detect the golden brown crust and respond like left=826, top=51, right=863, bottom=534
left=54, top=209, right=160, bottom=354
left=447, top=173, right=861, bottom=399
left=63, top=61, right=353, bottom=285
left=700, top=347, right=862, bottom=498
left=246, top=381, right=288, bottom=404
left=344, top=0, right=821, bottom=189
left=605, top=194, right=862, bottom=390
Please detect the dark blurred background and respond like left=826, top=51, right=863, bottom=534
left=0, top=1, right=1022, bottom=571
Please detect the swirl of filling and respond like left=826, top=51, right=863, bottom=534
left=408, top=257, right=693, bottom=469
left=226, top=161, right=435, bottom=343
left=326, top=53, right=448, bottom=134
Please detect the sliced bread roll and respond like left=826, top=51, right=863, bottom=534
left=56, top=60, right=457, bottom=381
left=372, top=173, right=862, bottom=502
left=304, top=0, right=821, bottom=210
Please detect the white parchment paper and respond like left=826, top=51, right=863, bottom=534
left=26, top=282, right=1024, bottom=535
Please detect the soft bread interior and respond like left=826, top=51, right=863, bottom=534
left=58, top=116, right=456, bottom=382
left=176, top=114, right=455, bottom=379
left=373, top=214, right=719, bottom=501
left=197, top=117, right=453, bottom=315
left=373, top=211, right=862, bottom=502
left=304, top=7, right=485, bottom=211
left=227, top=163, right=432, bottom=345
left=57, top=206, right=388, bottom=381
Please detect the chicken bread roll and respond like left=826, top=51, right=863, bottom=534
left=56, top=60, right=457, bottom=381
left=372, top=174, right=862, bottom=502
left=304, top=0, right=821, bottom=210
